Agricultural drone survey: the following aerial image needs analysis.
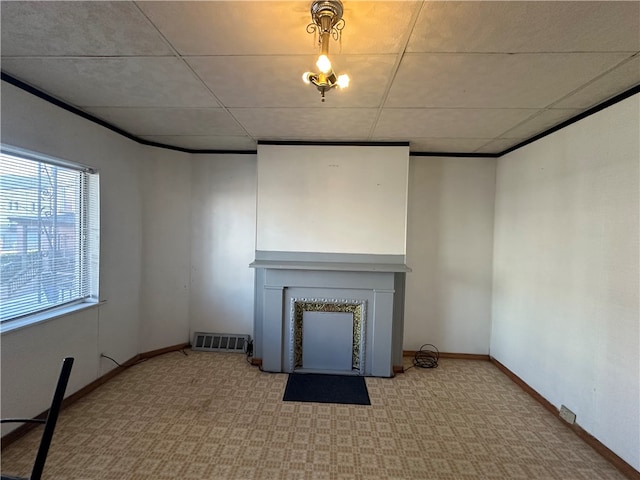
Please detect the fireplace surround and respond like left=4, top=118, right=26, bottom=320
left=250, top=251, right=409, bottom=377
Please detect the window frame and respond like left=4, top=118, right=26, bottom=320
left=0, top=144, right=99, bottom=333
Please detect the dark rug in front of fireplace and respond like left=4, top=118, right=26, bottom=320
left=283, top=373, right=371, bottom=405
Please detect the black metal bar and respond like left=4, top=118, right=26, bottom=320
left=30, top=357, right=74, bottom=480
left=0, top=419, right=46, bottom=424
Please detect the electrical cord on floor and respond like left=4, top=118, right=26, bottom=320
left=245, top=340, right=256, bottom=366
left=405, top=344, right=439, bottom=370
left=244, top=340, right=270, bottom=372
left=100, top=353, right=123, bottom=367
left=101, top=348, right=189, bottom=370
left=100, top=353, right=149, bottom=368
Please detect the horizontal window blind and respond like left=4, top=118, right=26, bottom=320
left=0, top=147, right=99, bottom=322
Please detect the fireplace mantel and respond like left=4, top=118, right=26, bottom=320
left=250, top=251, right=409, bottom=377
left=250, top=259, right=410, bottom=273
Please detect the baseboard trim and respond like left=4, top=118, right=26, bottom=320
left=403, top=350, right=490, bottom=361
left=1, top=343, right=188, bottom=448
left=490, top=357, right=640, bottom=480
left=139, top=342, right=189, bottom=360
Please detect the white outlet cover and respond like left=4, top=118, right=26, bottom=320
left=559, top=405, right=576, bottom=424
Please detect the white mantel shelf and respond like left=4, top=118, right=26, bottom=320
left=249, top=260, right=411, bottom=273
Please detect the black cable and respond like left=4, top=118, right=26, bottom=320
left=245, top=340, right=257, bottom=366
left=414, top=343, right=439, bottom=368
left=405, top=344, right=439, bottom=370
left=100, top=353, right=149, bottom=368
left=100, top=354, right=122, bottom=367
left=244, top=340, right=270, bottom=372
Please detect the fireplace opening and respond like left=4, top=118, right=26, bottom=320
left=289, top=298, right=366, bottom=375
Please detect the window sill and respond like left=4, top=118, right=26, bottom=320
left=0, top=300, right=101, bottom=335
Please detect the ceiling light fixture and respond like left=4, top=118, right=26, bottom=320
left=301, top=0, right=350, bottom=102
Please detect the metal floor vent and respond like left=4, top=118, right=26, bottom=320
left=192, top=332, right=250, bottom=353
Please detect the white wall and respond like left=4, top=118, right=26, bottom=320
left=0, top=309, right=99, bottom=433
left=404, top=156, right=497, bottom=353
left=256, top=145, right=409, bottom=255
left=189, top=155, right=256, bottom=339
left=139, top=148, right=192, bottom=352
left=491, top=95, right=639, bottom=469
left=0, top=83, right=147, bottom=432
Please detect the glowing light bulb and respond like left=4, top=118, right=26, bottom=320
left=301, top=72, right=313, bottom=84
left=316, top=54, right=332, bottom=74
left=337, top=74, right=350, bottom=89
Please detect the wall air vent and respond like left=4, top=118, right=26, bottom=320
left=192, top=332, right=250, bottom=353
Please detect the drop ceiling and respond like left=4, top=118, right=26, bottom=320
left=1, top=1, right=638, bottom=155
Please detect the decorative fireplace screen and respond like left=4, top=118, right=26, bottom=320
left=289, top=298, right=366, bottom=374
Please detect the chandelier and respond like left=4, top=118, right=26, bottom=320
left=301, top=0, right=350, bottom=102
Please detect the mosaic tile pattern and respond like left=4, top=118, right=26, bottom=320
left=292, top=300, right=365, bottom=371
left=1, top=352, right=626, bottom=479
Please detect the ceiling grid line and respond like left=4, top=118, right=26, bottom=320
left=366, top=1, right=425, bottom=141
left=492, top=52, right=640, bottom=141
left=543, top=51, right=640, bottom=110
left=130, top=0, right=255, bottom=143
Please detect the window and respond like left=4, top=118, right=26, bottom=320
left=0, top=145, right=99, bottom=324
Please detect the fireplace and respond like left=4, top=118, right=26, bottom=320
left=250, top=251, right=409, bottom=377
left=289, top=298, right=366, bottom=374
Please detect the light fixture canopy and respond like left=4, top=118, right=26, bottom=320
left=302, top=0, right=349, bottom=102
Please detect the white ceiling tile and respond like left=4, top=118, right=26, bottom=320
left=1, top=57, right=219, bottom=108
left=139, top=136, right=257, bottom=151
left=138, top=1, right=309, bottom=55
left=187, top=54, right=396, bottom=108
left=553, top=55, right=640, bottom=109
left=139, top=1, right=418, bottom=55
left=229, top=108, right=377, bottom=139
left=0, top=1, right=172, bottom=56
left=385, top=52, right=633, bottom=108
left=409, top=1, right=640, bottom=53
left=500, top=109, right=582, bottom=139
left=333, top=1, right=421, bottom=54
left=407, top=138, right=495, bottom=153
left=475, top=138, right=526, bottom=154
left=374, top=108, right=537, bottom=138
left=84, top=108, right=245, bottom=136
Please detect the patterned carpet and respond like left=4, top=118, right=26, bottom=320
left=1, top=351, right=627, bottom=479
